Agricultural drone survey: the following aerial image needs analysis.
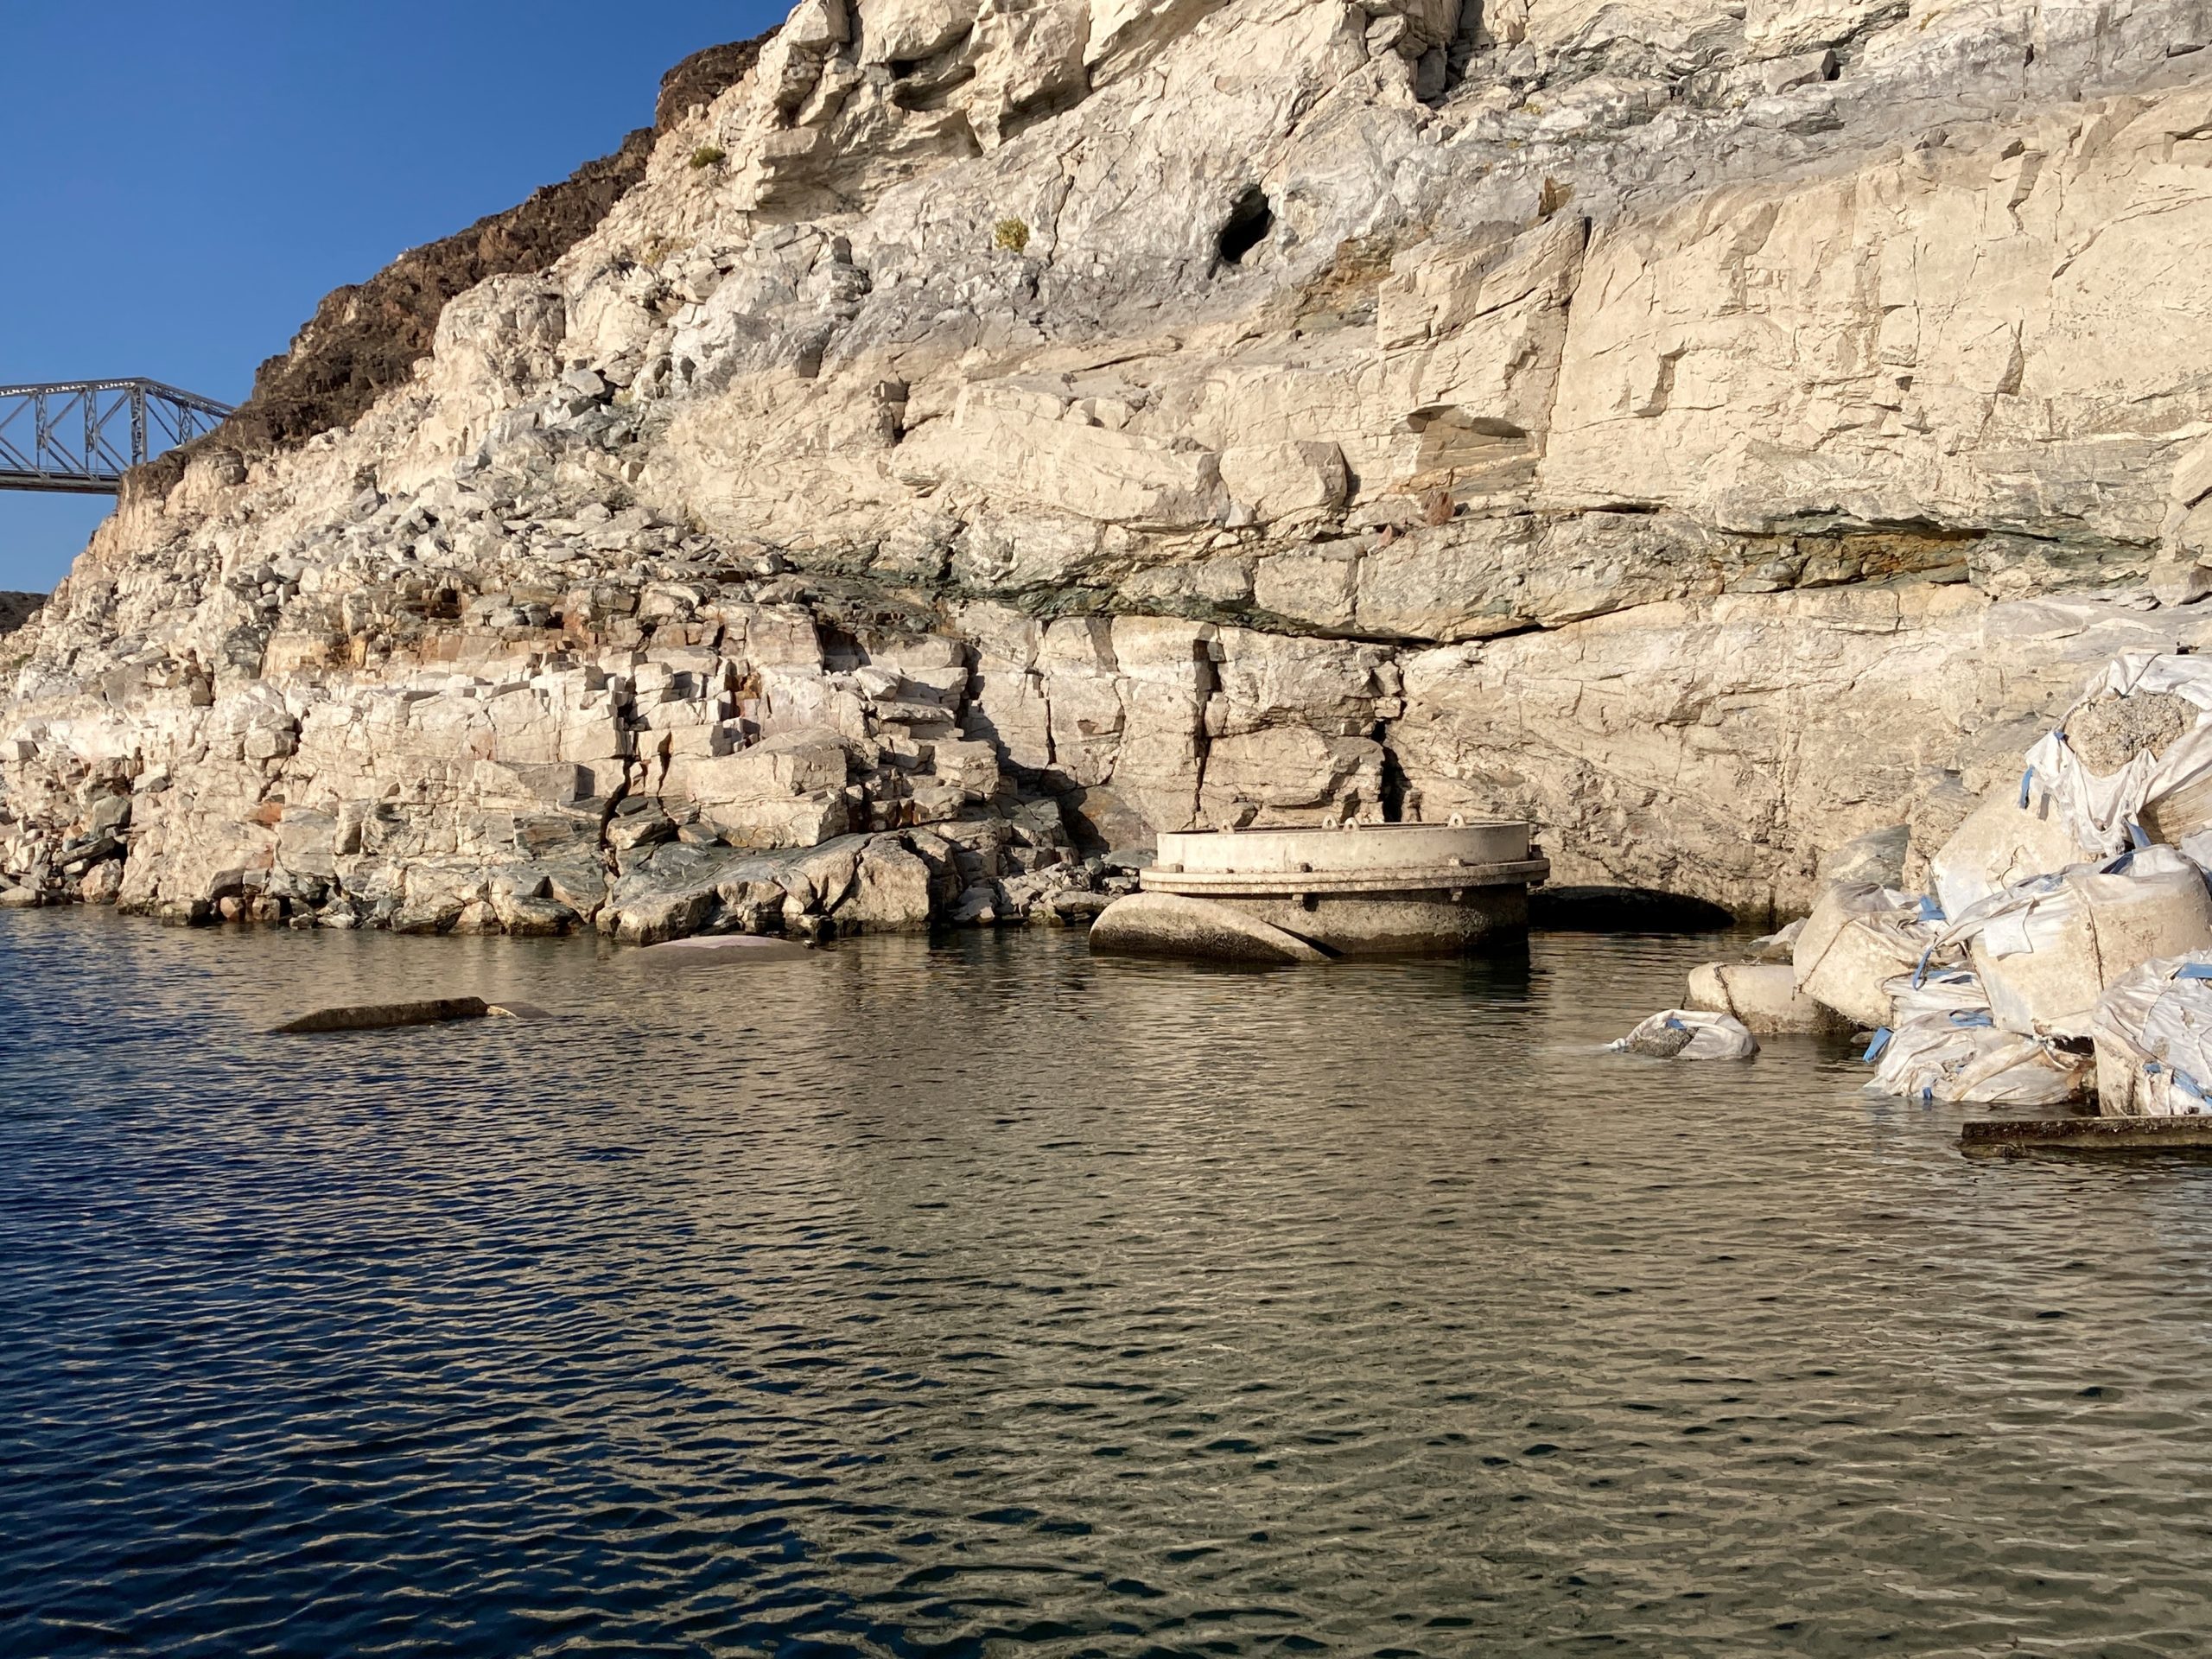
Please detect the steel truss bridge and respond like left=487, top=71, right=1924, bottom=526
left=0, top=378, right=234, bottom=494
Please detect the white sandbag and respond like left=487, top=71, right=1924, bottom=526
left=1889, top=966, right=1986, bottom=1013
left=1928, top=782, right=2088, bottom=918
left=1793, top=883, right=1950, bottom=1029
left=1937, top=846, right=2212, bottom=1039
left=2087, top=951, right=2212, bottom=1116
left=1686, top=962, right=1847, bottom=1035
left=1882, top=965, right=1990, bottom=1022
left=1864, top=1014, right=2090, bottom=1105
left=2019, top=652, right=2212, bottom=857
left=2144, top=769, right=2212, bottom=846
left=1610, top=1009, right=1760, bottom=1060
left=1747, top=918, right=1806, bottom=963
left=1864, top=966, right=2084, bottom=1103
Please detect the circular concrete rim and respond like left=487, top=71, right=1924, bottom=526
left=1141, top=857, right=1551, bottom=897
left=1153, top=821, right=1533, bottom=877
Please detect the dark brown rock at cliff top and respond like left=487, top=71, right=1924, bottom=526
left=209, top=126, right=656, bottom=458
left=0, top=593, right=43, bottom=638
left=656, top=34, right=769, bottom=130
left=155, top=32, right=770, bottom=482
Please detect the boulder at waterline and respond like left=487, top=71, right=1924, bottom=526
left=273, top=998, right=497, bottom=1034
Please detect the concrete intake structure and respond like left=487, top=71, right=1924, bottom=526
left=1093, top=823, right=1548, bottom=960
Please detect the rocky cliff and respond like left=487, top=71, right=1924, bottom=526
left=5, top=0, right=2211, bottom=935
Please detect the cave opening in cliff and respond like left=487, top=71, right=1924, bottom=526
left=1216, top=188, right=1274, bottom=267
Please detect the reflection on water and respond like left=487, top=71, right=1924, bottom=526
left=3, top=909, right=2210, bottom=1656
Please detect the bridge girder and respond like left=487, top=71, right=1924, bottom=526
left=0, top=378, right=234, bottom=495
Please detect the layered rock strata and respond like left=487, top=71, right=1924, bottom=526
left=6, top=0, right=2212, bottom=933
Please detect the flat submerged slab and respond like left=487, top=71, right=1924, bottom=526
left=1961, top=1116, right=2212, bottom=1158
left=639, top=934, right=812, bottom=961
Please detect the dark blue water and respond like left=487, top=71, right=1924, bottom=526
left=3, top=909, right=2210, bottom=1657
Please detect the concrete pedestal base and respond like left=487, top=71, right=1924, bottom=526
left=1214, top=887, right=1529, bottom=956
left=1097, top=822, right=1548, bottom=961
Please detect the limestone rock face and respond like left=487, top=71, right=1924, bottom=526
left=6, top=0, right=2212, bottom=932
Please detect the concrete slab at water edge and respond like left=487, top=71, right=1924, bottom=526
left=1961, top=1117, right=2212, bottom=1158
left=1687, top=962, right=1852, bottom=1037
left=639, top=934, right=815, bottom=962
left=1089, top=893, right=1330, bottom=964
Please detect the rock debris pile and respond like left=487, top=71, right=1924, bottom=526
left=6, top=0, right=2212, bottom=940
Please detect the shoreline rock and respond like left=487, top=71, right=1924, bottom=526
left=9, top=0, right=2212, bottom=933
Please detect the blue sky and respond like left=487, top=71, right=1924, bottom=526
left=1, top=0, right=785, bottom=593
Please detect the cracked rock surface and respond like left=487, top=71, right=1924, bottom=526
left=6, top=0, right=2212, bottom=933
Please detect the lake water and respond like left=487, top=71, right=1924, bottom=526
left=3, top=910, right=2209, bottom=1657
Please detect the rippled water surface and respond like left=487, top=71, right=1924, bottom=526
left=4, top=911, right=2212, bottom=1657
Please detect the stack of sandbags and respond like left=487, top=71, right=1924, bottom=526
left=1792, top=883, right=1955, bottom=1031
left=1864, top=967, right=2091, bottom=1104
left=1824, top=652, right=2212, bottom=1105
left=1642, top=653, right=2212, bottom=1100
left=1935, top=847, right=2212, bottom=1039
left=1929, top=782, right=2089, bottom=919
left=2086, top=953, right=2212, bottom=1116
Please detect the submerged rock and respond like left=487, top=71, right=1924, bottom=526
left=273, top=998, right=495, bottom=1033
left=272, top=997, right=550, bottom=1033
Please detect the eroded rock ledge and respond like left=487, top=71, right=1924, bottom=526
left=7, top=0, right=2212, bottom=935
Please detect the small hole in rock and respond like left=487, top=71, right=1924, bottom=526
left=1217, top=187, right=1274, bottom=267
